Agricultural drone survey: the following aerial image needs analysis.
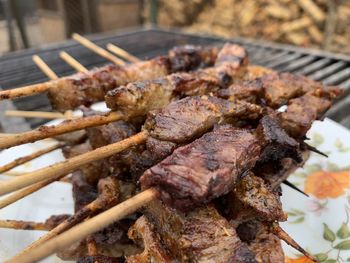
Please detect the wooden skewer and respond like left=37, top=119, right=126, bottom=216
left=32, top=55, right=59, bottom=80
left=0, top=35, right=138, bottom=101
left=0, top=131, right=148, bottom=196
left=13, top=179, right=119, bottom=259
left=106, top=43, right=141, bottom=63
left=0, top=82, right=50, bottom=101
left=0, top=175, right=66, bottom=209
left=59, top=51, right=88, bottom=73
left=5, top=110, right=73, bottom=120
left=0, top=219, right=50, bottom=231
left=72, top=33, right=126, bottom=66
left=7, top=188, right=158, bottom=263
left=0, top=55, right=57, bottom=100
left=0, top=112, right=121, bottom=149
left=1, top=171, right=25, bottom=176
left=0, top=142, right=64, bottom=174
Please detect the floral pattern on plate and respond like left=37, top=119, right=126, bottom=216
left=282, top=119, right=350, bottom=263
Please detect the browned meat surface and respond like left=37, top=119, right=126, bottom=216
left=262, top=72, right=322, bottom=108
left=87, top=120, right=141, bottom=178
left=256, top=115, right=300, bottom=164
left=144, top=96, right=262, bottom=143
left=71, top=172, right=98, bottom=212
left=105, top=43, right=248, bottom=116
left=77, top=255, right=122, bottom=263
left=48, top=45, right=220, bottom=112
left=126, top=216, right=174, bottom=263
left=217, top=79, right=264, bottom=104
left=44, top=214, right=71, bottom=229
left=125, top=96, right=261, bottom=180
left=236, top=220, right=285, bottom=263
left=258, top=150, right=310, bottom=188
left=168, top=45, right=220, bottom=73
left=234, top=173, right=286, bottom=221
left=218, top=72, right=324, bottom=108
left=141, top=125, right=261, bottom=210
left=141, top=115, right=301, bottom=210
left=145, top=200, right=257, bottom=262
left=63, top=142, right=107, bottom=185
left=279, top=86, right=343, bottom=138
left=242, top=65, right=275, bottom=80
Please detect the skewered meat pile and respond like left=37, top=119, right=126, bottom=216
left=0, top=42, right=343, bottom=263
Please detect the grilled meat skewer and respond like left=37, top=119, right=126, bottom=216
left=140, top=116, right=300, bottom=211
left=48, top=45, right=220, bottom=112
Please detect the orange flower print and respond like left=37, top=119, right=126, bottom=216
left=285, top=256, right=314, bottom=263
left=304, top=170, right=350, bottom=199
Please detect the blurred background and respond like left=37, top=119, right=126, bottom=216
left=0, top=0, right=349, bottom=55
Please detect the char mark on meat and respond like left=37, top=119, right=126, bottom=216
left=141, top=115, right=300, bottom=211
left=128, top=96, right=261, bottom=179
left=145, top=200, right=257, bottom=262
left=143, top=96, right=262, bottom=144
left=48, top=45, right=220, bottom=112
left=77, top=255, right=123, bottom=263
left=236, top=220, right=285, bottom=263
left=105, top=43, right=248, bottom=115
left=126, top=216, right=174, bottom=263
left=256, top=115, right=301, bottom=164
left=217, top=72, right=325, bottom=108
left=72, top=172, right=98, bottom=212
left=234, top=172, right=287, bottom=221
left=168, top=45, right=220, bottom=73
left=141, top=125, right=261, bottom=210
left=278, top=86, right=343, bottom=138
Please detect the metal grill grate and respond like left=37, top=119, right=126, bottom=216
left=0, top=28, right=349, bottom=128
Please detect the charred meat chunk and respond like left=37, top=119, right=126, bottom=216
left=141, top=116, right=300, bottom=211
left=145, top=200, right=256, bottom=262
left=105, top=44, right=248, bottom=115
left=126, top=216, right=174, bottom=263
left=278, top=86, right=343, bottom=138
left=234, top=173, right=287, bottom=222
left=141, top=125, right=261, bottom=210
left=144, top=96, right=262, bottom=144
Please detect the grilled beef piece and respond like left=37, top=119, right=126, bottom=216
left=126, top=216, right=174, bottom=263
left=129, top=96, right=261, bottom=180
left=141, top=125, right=260, bottom=210
left=141, top=115, right=300, bottom=211
left=87, top=120, right=142, bottom=179
left=218, top=72, right=324, bottom=108
left=278, top=86, right=343, bottom=138
left=144, top=96, right=262, bottom=144
left=261, top=72, right=321, bottom=108
left=44, top=214, right=71, bottom=229
left=48, top=45, right=219, bottom=112
left=77, top=255, right=122, bottom=263
left=145, top=200, right=257, bottom=262
left=217, top=79, right=264, bottom=104
left=256, top=115, right=301, bottom=164
left=105, top=43, right=248, bottom=116
left=63, top=141, right=107, bottom=185
left=234, top=173, right=286, bottom=221
left=259, top=150, right=310, bottom=188
left=242, top=65, right=275, bottom=81
left=72, top=172, right=98, bottom=212
left=236, top=220, right=285, bottom=263
left=168, top=45, right=220, bottom=73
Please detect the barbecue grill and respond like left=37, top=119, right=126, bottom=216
left=0, top=27, right=349, bottom=130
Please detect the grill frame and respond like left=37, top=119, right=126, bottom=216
left=0, top=27, right=349, bottom=129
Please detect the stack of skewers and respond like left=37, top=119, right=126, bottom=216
left=0, top=33, right=343, bottom=263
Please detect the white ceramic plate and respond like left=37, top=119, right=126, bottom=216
left=0, top=105, right=349, bottom=262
